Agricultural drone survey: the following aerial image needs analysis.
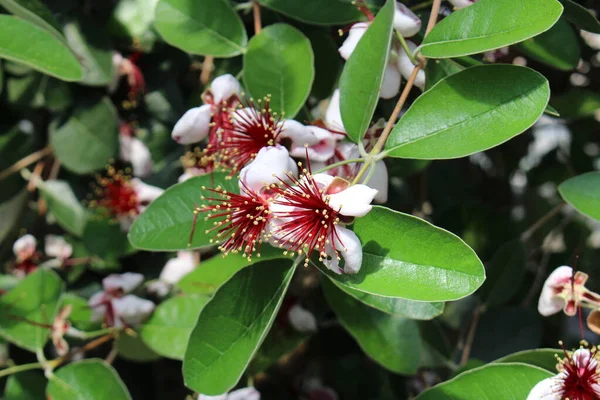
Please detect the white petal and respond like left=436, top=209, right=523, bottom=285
left=537, top=266, right=572, bottom=316
left=332, top=226, right=363, bottom=274
left=178, top=168, right=207, bottom=183
left=172, top=105, right=212, bottom=144
left=279, top=119, right=319, bottom=146
left=227, top=387, right=261, bottom=400
left=118, top=216, right=134, bottom=232
left=112, top=295, right=155, bottom=327
left=393, top=2, right=422, bottom=37
left=328, top=184, right=377, bottom=217
left=288, top=304, right=318, bottom=333
left=44, top=235, right=73, bottom=260
left=239, top=145, right=297, bottom=192
left=526, top=377, right=561, bottom=400
left=159, top=251, right=196, bottom=284
left=379, top=63, right=402, bottom=99
left=13, top=234, right=37, bottom=262
left=572, top=348, right=594, bottom=369
left=210, top=74, right=241, bottom=104
left=146, top=281, right=171, bottom=298
left=196, top=395, right=227, bottom=400
left=120, top=135, right=152, bottom=178
left=338, top=23, right=369, bottom=60
left=103, top=272, right=144, bottom=293
left=131, top=178, right=164, bottom=205
left=88, top=291, right=107, bottom=323
left=367, top=160, right=388, bottom=203
left=312, top=173, right=336, bottom=189
left=397, top=41, right=426, bottom=90
left=290, top=127, right=337, bottom=162
left=325, top=89, right=346, bottom=133
left=448, top=0, right=477, bottom=9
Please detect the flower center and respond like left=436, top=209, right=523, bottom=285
left=92, top=168, right=139, bottom=218
left=557, top=346, right=600, bottom=400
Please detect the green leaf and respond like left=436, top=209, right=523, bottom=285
left=251, top=328, right=309, bottom=374
left=551, top=89, right=600, bottom=119
left=47, top=359, right=132, bottom=400
left=6, top=371, right=47, bottom=400
left=385, top=65, right=550, bottom=159
left=128, top=173, right=236, bottom=251
left=558, top=172, right=600, bottom=221
left=244, top=23, right=314, bottom=117
left=0, top=269, right=64, bottom=352
left=257, top=0, right=361, bottom=25
left=495, top=349, right=561, bottom=373
left=49, top=97, right=119, bottom=174
left=0, top=0, right=64, bottom=41
left=117, top=334, right=161, bottom=362
left=331, top=280, right=444, bottom=320
left=63, top=19, right=115, bottom=86
left=516, top=18, right=580, bottom=71
left=322, top=206, right=485, bottom=302
left=38, top=180, right=88, bottom=237
left=322, top=278, right=422, bottom=374
left=60, top=293, right=99, bottom=332
left=421, top=0, right=563, bottom=58
left=0, top=15, right=82, bottom=81
left=140, top=294, right=209, bottom=360
left=559, top=0, right=600, bottom=33
left=415, top=363, right=552, bottom=400
left=425, top=58, right=466, bottom=91
left=83, top=216, right=133, bottom=260
left=339, top=0, right=394, bottom=142
left=154, top=0, right=247, bottom=57
left=0, top=189, right=27, bottom=243
left=183, top=259, right=296, bottom=395
left=478, top=239, right=526, bottom=307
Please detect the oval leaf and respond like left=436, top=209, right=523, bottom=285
left=244, top=23, right=314, bottom=117
left=385, top=65, right=550, bottom=159
left=183, top=259, right=295, bottom=395
left=0, top=15, right=82, bottom=81
left=0, top=0, right=63, bottom=40
left=559, top=0, right=600, bottom=33
left=495, top=348, right=561, bottom=373
left=558, top=172, right=600, bottom=221
left=415, top=363, right=552, bottom=400
left=140, top=294, right=209, bottom=360
left=128, top=173, right=236, bottom=251
left=50, top=97, right=119, bottom=174
left=421, top=0, right=563, bottom=58
left=154, top=0, right=247, bottom=57
left=322, top=278, right=422, bottom=374
left=0, top=269, right=64, bottom=351
left=322, top=206, right=485, bottom=302
left=478, top=239, right=526, bottom=307
left=47, top=359, right=132, bottom=400
left=6, top=371, right=46, bottom=400
left=257, top=0, right=361, bottom=25
left=339, top=0, right=394, bottom=142
left=38, top=180, right=88, bottom=237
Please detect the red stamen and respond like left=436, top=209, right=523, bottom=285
left=354, top=0, right=375, bottom=21
left=91, top=168, right=140, bottom=218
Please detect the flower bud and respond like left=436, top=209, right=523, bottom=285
left=288, top=304, right=318, bottom=333
left=44, top=235, right=73, bottom=260
left=13, top=234, right=36, bottom=262
left=210, top=74, right=241, bottom=104
left=393, top=2, right=421, bottom=37
left=397, top=40, right=426, bottom=90
left=338, top=22, right=369, bottom=60
left=119, top=134, right=152, bottom=177
left=581, top=30, right=600, bottom=50
left=380, top=62, right=402, bottom=99
left=172, top=105, right=212, bottom=144
left=448, top=0, right=477, bottom=9
left=239, top=145, right=297, bottom=193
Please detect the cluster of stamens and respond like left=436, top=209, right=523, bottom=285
left=552, top=341, right=600, bottom=400
left=88, top=166, right=139, bottom=218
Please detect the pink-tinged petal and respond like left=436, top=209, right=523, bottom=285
left=103, top=272, right=144, bottom=293
left=290, top=127, right=337, bottom=162
left=88, top=291, right=107, bottom=323
left=210, top=74, right=241, bottom=104
left=328, top=184, right=377, bottom=217
left=397, top=41, right=426, bottom=90
left=393, top=2, right=422, bottom=37
left=13, top=234, right=36, bottom=262
left=312, top=173, right=336, bottom=189
left=172, top=105, right=212, bottom=144
left=119, top=135, right=152, bottom=177
left=279, top=119, right=319, bottom=146
left=239, top=145, right=297, bottom=193
left=336, top=226, right=363, bottom=274
left=44, top=235, right=73, bottom=260
left=526, top=377, right=561, bottom=400
left=572, top=348, right=593, bottom=369
left=448, top=0, right=477, bottom=9
left=380, top=63, right=402, bottom=99
left=112, top=295, right=155, bottom=327
left=325, top=89, right=346, bottom=133
left=338, top=22, right=369, bottom=60
left=288, top=304, right=318, bottom=333
left=131, top=178, right=164, bottom=205
left=538, top=266, right=572, bottom=316
left=159, top=251, right=196, bottom=284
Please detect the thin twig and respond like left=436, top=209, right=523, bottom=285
left=0, top=362, right=43, bottom=378
left=27, top=161, right=45, bottom=192
left=520, top=203, right=565, bottom=243
left=411, top=0, right=435, bottom=11
left=460, top=305, right=483, bottom=365
left=200, top=56, right=214, bottom=85
left=0, top=146, right=52, bottom=181
left=49, top=159, right=61, bottom=180
left=253, top=1, right=262, bottom=34
left=425, top=0, right=442, bottom=35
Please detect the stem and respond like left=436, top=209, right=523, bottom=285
left=362, top=162, right=377, bottom=186
left=0, top=146, right=52, bottom=181
left=520, top=203, right=565, bottom=243
left=411, top=0, right=435, bottom=11
left=200, top=56, right=214, bottom=85
left=253, top=1, right=262, bottom=34
left=313, top=158, right=365, bottom=174
left=0, top=362, right=43, bottom=378
left=425, top=0, right=442, bottom=35
left=460, top=305, right=483, bottom=365
left=66, top=327, right=117, bottom=340
left=395, top=30, right=417, bottom=65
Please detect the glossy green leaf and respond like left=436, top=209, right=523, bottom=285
left=495, top=349, right=560, bottom=373
left=84, top=216, right=133, bottom=260
left=63, top=19, right=115, bottom=86
left=425, top=59, right=465, bottom=91
left=154, top=0, right=247, bottom=57
left=322, top=207, right=485, bottom=302
left=550, top=89, right=600, bottom=119
left=0, top=189, right=27, bottom=243
left=415, top=363, right=552, bottom=400
left=50, top=97, right=118, bottom=174
left=140, top=294, right=209, bottom=360
left=0, top=0, right=63, bottom=41
left=516, top=19, right=580, bottom=71
left=331, top=280, right=444, bottom=320
left=183, top=259, right=295, bottom=395
left=128, top=173, right=236, bottom=251
left=244, top=23, right=314, bottom=117
left=558, top=172, right=600, bottom=221
left=0, top=269, right=64, bottom=351
left=322, top=278, right=422, bottom=374
left=478, top=239, right=526, bottom=307
left=386, top=65, right=550, bottom=159
left=47, top=359, right=132, bottom=400
left=257, top=0, right=362, bottom=25
left=559, top=0, right=600, bottom=33
left=0, top=15, right=82, bottom=81
left=339, top=0, right=394, bottom=142
left=6, top=371, right=47, bottom=400
left=38, top=180, right=88, bottom=237
left=421, top=0, right=563, bottom=58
